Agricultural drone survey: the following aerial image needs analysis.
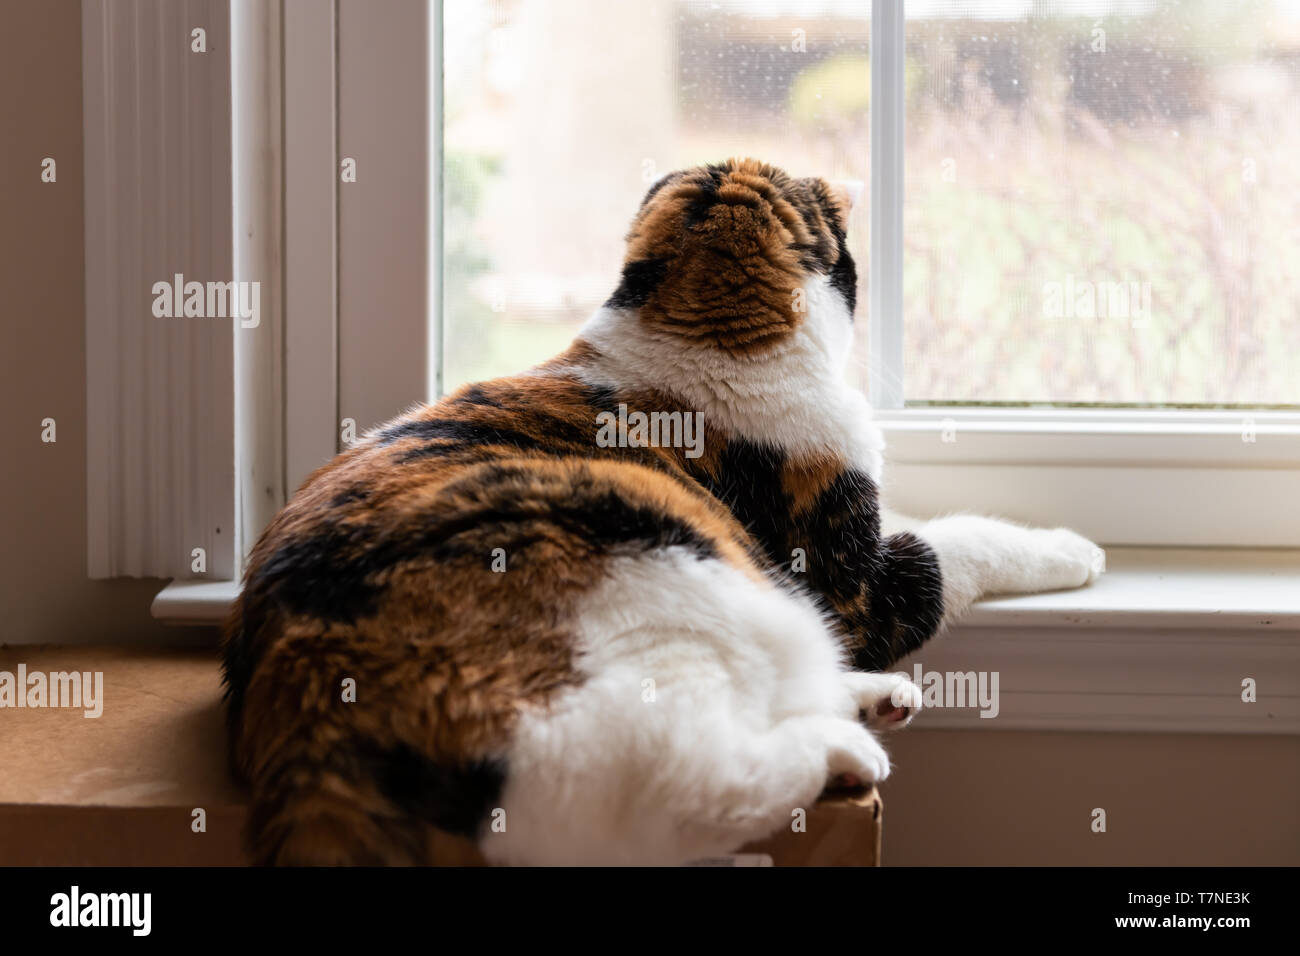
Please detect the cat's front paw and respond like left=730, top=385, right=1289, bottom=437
left=1034, top=527, right=1105, bottom=590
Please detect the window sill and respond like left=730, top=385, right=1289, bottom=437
left=150, top=579, right=241, bottom=626
left=964, top=547, right=1300, bottom=630
left=152, top=548, right=1300, bottom=735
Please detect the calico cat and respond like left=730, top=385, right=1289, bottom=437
left=222, top=158, right=1102, bottom=866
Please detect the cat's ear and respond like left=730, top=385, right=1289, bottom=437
left=827, top=179, right=864, bottom=220
left=639, top=171, right=683, bottom=209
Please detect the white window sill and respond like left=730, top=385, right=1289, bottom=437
left=153, top=547, right=1300, bottom=735
left=964, top=547, right=1300, bottom=630
left=151, top=580, right=242, bottom=626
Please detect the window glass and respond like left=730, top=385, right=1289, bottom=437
left=441, top=0, right=871, bottom=392
left=904, top=0, right=1300, bottom=405
left=441, top=0, right=1299, bottom=408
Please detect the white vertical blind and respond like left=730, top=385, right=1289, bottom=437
left=83, top=0, right=236, bottom=579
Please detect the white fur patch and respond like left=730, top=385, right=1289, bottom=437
left=576, top=275, right=884, bottom=480
left=481, top=547, right=897, bottom=866
left=917, top=515, right=1105, bottom=627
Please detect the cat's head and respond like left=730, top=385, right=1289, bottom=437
left=603, top=157, right=860, bottom=358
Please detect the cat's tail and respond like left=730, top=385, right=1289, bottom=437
left=222, top=606, right=507, bottom=866
left=241, top=740, right=505, bottom=866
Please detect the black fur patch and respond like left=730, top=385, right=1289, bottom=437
left=242, top=467, right=718, bottom=628
left=383, top=396, right=716, bottom=502
left=375, top=745, right=506, bottom=840
left=855, top=531, right=944, bottom=671
left=378, top=417, right=537, bottom=449
left=449, top=384, right=505, bottom=409
left=699, top=438, right=791, bottom=569
left=639, top=171, right=683, bottom=209
left=582, top=382, right=623, bottom=414
left=684, top=164, right=727, bottom=228
left=605, top=257, right=670, bottom=309
left=330, top=486, right=370, bottom=507
left=245, top=744, right=506, bottom=862
left=244, top=519, right=387, bottom=623
left=794, top=469, right=886, bottom=651
left=829, top=235, right=857, bottom=318
left=694, top=443, right=941, bottom=669
left=380, top=418, right=545, bottom=462
left=220, top=622, right=255, bottom=737
left=423, top=479, right=720, bottom=568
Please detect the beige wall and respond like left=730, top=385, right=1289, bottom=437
left=0, top=1, right=210, bottom=646
left=882, top=729, right=1300, bottom=865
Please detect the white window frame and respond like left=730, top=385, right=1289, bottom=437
left=273, top=0, right=434, bottom=499
left=283, top=0, right=340, bottom=495
left=867, top=0, right=1300, bottom=548
left=150, top=0, right=427, bottom=599
left=153, top=0, right=1300, bottom=568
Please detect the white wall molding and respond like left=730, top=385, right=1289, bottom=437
left=83, top=0, right=235, bottom=579
left=899, top=623, right=1300, bottom=735
left=897, top=549, right=1300, bottom=734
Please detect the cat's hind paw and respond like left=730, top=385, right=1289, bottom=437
left=821, top=717, right=892, bottom=787
left=843, top=671, right=922, bottom=731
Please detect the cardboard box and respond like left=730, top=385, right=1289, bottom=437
left=0, top=646, right=880, bottom=866
left=738, top=786, right=880, bottom=867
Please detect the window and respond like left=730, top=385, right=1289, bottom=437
left=901, top=0, right=1300, bottom=407
left=433, top=0, right=1300, bottom=550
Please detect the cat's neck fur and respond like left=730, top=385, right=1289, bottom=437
left=573, top=274, right=885, bottom=480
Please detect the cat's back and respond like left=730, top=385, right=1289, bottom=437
left=236, top=364, right=743, bottom=615
left=220, top=366, right=760, bottom=861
